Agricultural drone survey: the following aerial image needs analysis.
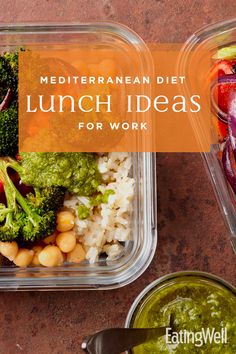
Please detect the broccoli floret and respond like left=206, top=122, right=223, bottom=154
left=0, top=209, right=25, bottom=242
left=0, top=214, right=21, bottom=242
left=11, top=152, right=101, bottom=196
left=0, top=160, right=22, bottom=241
left=22, top=213, right=55, bottom=242
left=0, top=159, right=63, bottom=243
left=27, top=186, right=65, bottom=214
left=17, top=196, right=56, bottom=242
left=0, top=105, right=18, bottom=156
left=0, top=203, right=13, bottom=222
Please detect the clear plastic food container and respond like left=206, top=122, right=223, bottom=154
left=0, top=23, right=157, bottom=290
left=178, top=19, right=236, bottom=253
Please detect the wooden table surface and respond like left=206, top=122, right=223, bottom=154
left=0, top=1, right=235, bottom=353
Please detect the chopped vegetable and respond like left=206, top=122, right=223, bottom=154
left=27, top=186, right=66, bottom=214
left=209, top=59, right=236, bottom=80
left=0, top=158, right=65, bottom=242
left=222, top=94, right=236, bottom=193
left=228, top=94, right=236, bottom=151
left=210, top=49, right=236, bottom=196
left=90, top=189, right=115, bottom=207
left=211, top=73, right=236, bottom=123
left=213, top=46, right=236, bottom=60
left=76, top=189, right=115, bottom=220
left=101, top=189, right=115, bottom=203
left=77, top=205, right=90, bottom=219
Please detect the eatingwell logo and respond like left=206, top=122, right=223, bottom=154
left=166, top=327, right=228, bottom=347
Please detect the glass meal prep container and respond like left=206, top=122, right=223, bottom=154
left=178, top=18, right=236, bottom=253
left=0, top=23, right=157, bottom=290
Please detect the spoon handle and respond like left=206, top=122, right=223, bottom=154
left=81, top=327, right=167, bottom=354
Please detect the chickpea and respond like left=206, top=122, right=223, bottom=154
left=56, top=211, right=75, bottom=232
left=38, top=245, right=63, bottom=267
left=56, top=231, right=76, bottom=253
left=57, top=249, right=65, bottom=264
left=13, top=249, right=34, bottom=267
left=0, top=241, right=18, bottom=261
left=61, top=251, right=67, bottom=263
left=67, top=244, right=86, bottom=263
left=31, top=246, right=43, bottom=266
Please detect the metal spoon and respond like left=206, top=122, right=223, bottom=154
left=81, top=314, right=174, bottom=354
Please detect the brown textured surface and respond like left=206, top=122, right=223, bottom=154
left=0, top=1, right=236, bottom=353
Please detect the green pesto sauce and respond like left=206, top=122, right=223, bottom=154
left=132, top=279, right=236, bottom=354
left=77, top=190, right=115, bottom=220
left=77, top=205, right=90, bottom=220
left=90, top=189, right=115, bottom=207
left=19, top=152, right=101, bottom=196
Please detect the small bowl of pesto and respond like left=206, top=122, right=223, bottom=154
left=126, top=271, right=236, bottom=354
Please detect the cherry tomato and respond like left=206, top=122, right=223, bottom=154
left=212, top=115, right=228, bottom=141
left=209, top=59, right=236, bottom=82
left=217, top=118, right=228, bottom=140
left=213, top=81, right=236, bottom=114
left=210, top=60, right=236, bottom=117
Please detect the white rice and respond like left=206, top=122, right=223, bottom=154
left=63, top=152, right=135, bottom=263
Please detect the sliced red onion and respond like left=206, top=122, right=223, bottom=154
left=211, top=74, right=236, bottom=123
left=220, top=83, right=236, bottom=194
left=222, top=139, right=236, bottom=194
left=218, top=73, right=236, bottom=83
left=227, top=93, right=236, bottom=157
